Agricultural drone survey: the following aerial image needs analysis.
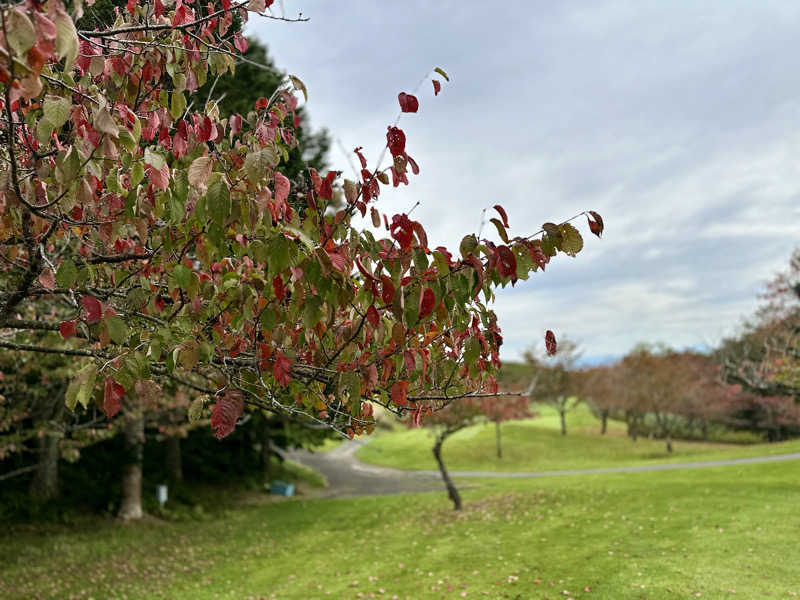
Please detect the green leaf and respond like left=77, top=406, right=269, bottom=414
left=125, top=287, right=148, bottom=311
left=490, top=218, right=509, bottom=244
left=172, top=264, right=192, bottom=289
left=188, top=397, right=206, bottom=423
left=170, top=91, right=187, bottom=120
left=55, top=259, right=77, bottom=288
left=268, top=235, right=291, bottom=275
left=131, top=161, right=145, bottom=187
left=206, top=178, right=231, bottom=227
left=93, top=107, right=119, bottom=138
left=459, top=234, right=478, bottom=258
left=302, top=296, right=323, bottom=330
left=463, top=337, right=480, bottom=369
left=559, top=223, right=584, bottom=257
left=288, top=75, right=308, bottom=102
left=54, top=9, right=79, bottom=72
left=43, top=96, right=72, bottom=129
left=243, top=147, right=279, bottom=182
left=7, top=9, right=36, bottom=55
left=56, top=147, right=81, bottom=184
left=342, top=371, right=362, bottom=407
left=144, top=147, right=166, bottom=170
left=36, top=119, right=55, bottom=145
left=105, top=315, right=129, bottom=345
left=65, top=363, right=98, bottom=411
left=434, top=67, right=450, bottom=82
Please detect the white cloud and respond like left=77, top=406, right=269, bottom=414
left=249, top=1, right=800, bottom=362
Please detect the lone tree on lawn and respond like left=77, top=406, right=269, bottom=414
left=480, top=394, right=531, bottom=459
left=524, top=336, right=582, bottom=435
left=415, top=392, right=529, bottom=510
left=0, top=0, right=603, bottom=518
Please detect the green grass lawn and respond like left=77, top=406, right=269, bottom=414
left=1, top=461, right=798, bottom=599
left=356, top=404, right=800, bottom=472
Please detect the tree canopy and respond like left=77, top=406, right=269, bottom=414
left=0, top=0, right=603, bottom=446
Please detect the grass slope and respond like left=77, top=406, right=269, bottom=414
left=356, top=405, right=800, bottom=473
left=1, top=461, right=798, bottom=599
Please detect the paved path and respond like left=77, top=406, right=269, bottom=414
left=285, top=441, right=800, bottom=498
left=284, top=439, right=444, bottom=498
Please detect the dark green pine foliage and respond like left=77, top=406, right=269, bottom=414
left=77, top=1, right=329, bottom=180
left=199, top=38, right=330, bottom=180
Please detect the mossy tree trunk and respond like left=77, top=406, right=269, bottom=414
left=118, top=411, right=144, bottom=520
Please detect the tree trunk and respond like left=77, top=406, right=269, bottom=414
left=701, top=420, right=709, bottom=441
left=433, top=432, right=462, bottom=511
left=262, top=419, right=272, bottom=486
left=559, top=409, right=567, bottom=436
left=118, top=412, right=144, bottom=520
left=165, top=435, right=182, bottom=483
left=29, top=399, right=64, bottom=502
left=495, top=421, right=502, bottom=459
left=601, top=410, right=608, bottom=435
left=665, top=433, right=673, bottom=453
left=29, top=428, right=61, bottom=501
left=627, top=412, right=639, bottom=441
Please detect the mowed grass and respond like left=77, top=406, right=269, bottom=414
left=1, top=461, right=798, bottom=599
left=356, top=404, right=800, bottom=472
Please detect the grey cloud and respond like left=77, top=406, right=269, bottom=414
left=249, top=1, right=800, bottom=362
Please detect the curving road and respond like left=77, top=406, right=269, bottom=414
left=285, top=441, right=800, bottom=498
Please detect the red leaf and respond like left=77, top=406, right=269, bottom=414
left=211, top=391, right=244, bottom=440
left=380, top=275, right=395, bottom=306
left=366, top=305, right=380, bottom=328
left=233, top=33, right=248, bottom=53
left=38, top=268, right=56, bottom=290
left=173, top=120, right=188, bottom=158
left=364, top=363, right=378, bottom=392
left=403, top=350, right=416, bottom=372
left=391, top=380, right=409, bottom=407
left=528, top=243, right=549, bottom=271
left=386, top=126, right=406, bottom=158
left=545, top=330, right=557, bottom=356
left=354, top=146, right=367, bottom=169
left=496, top=245, right=517, bottom=279
left=328, top=250, right=348, bottom=273
left=432, top=79, right=441, bottom=96
left=397, top=92, right=419, bottom=113
left=103, top=378, right=125, bottom=418
left=389, top=214, right=415, bottom=250
left=81, top=296, right=103, bottom=324
left=355, top=258, right=379, bottom=282
left=126, top=0, right=136, bottom=15
left=493, top=204, right=509, bottom=228
left=412, top=221, right=428, bottom=250
left=229, top=114, right=243, bottom=135
left=272, top=275, right=285, bottom=301
left=274, top=172, right=290, bottom=205
left=59, top=320, right=78, bottom=339
left=588, top=210, right=604, bottom=238
left=407, top=154, right=419, bottom=175
left=418, top=287, right=435, bottom=320
left=274, top=351, right=291, bottom=386
left=371, top=207, right=381, bottom=228
left=319, top=171, right=336, bottom=200
left=150, top=164, right=170, bottom=191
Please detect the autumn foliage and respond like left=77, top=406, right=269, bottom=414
left=0, top=0, right=602, bottom=443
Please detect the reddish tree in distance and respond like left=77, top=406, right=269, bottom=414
left=481, top=394, right=532, bottom=459
left=0, top=1, right=603, bottom=453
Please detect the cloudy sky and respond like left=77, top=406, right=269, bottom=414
left=248, top=1, right=800, bottom=363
